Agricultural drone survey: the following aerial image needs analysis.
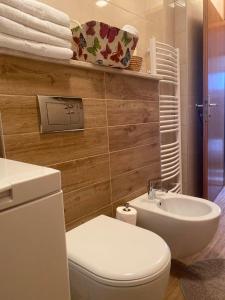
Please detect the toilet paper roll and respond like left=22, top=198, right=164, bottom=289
left=116, top=206, right=137, bottom=225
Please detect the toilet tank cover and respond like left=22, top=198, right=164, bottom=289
left=66, top=215, right=171, bottom=283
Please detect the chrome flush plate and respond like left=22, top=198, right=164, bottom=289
left=38, top=96, right=84, bottom=133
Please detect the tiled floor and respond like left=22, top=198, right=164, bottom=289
left=165, top=188, right=225, bottom=300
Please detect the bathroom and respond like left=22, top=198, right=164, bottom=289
left=0, top=0, right=224, bottom=299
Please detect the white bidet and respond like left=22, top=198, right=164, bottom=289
left=130, top=192, right=221, bottom=258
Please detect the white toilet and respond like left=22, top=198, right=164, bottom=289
left=66, top=215, right=171, bottom=300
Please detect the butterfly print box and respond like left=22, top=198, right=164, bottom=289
left=71, top=20, right=139, bottom=68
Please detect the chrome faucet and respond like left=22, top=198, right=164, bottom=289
left=147, top=180, right=157, bottom=200
left=147, top=179, right=167, bottom=200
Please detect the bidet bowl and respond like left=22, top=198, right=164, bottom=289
left=129, top=192, right=221, bottom=258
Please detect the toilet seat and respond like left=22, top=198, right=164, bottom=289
left=66, top=215, right=171, bottom=287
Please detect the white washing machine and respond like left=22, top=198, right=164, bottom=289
left=0, top=158, right=70, bottom=300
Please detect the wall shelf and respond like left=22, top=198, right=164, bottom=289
left=0, top=49, right=162, bottom=81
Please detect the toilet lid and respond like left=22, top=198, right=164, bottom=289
left=66, top=215, right=170, bottom=286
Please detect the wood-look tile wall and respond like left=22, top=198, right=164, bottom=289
left=0, top=55, right=161, bottom=230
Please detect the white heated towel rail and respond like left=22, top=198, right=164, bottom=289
left=149, top=37, right=182, bottom=193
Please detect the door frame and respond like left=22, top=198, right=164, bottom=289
left=203, top=0, right=208, bottom=198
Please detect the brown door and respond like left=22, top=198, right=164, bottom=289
left=203, top=0, right=225, bottom=200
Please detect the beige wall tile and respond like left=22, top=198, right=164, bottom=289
left=0, top=55, right=105, bottom=98
left=105, top=73, right=159, bottom=101
left=83, top=99, right=107, bottom=128
left=4, top=128, right=108, bottom=165
left=111, top=162, right=161, bottom=202
left=0, top=95, right=107, bottom=135
left=107, top=100, right=159, bottom=126
left=110, top=143, right=160, bottom=177
left=64, top=181, right=111, bottom=224
left=66, top=204, right=112, bottom=231
left=51, top=154, right=110, bottom=193
left=0, top=116, right=4, bottom=158
left=109, top=123, right=159, bottom=152
left=0, top=95, right=39, bottom=134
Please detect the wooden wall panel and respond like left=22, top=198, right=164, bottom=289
left=66, top=204, right=113, bottom=231
left=64, top=181, right=111, bottom=224
left=52, top=154, right=110, bottom=193
left=0, top=55, right=160, bottom=229
left=105, top=73, right=159, bottom=101
left=110, top=143, right=160, bottom=177
left=0, top=55, right=105, bottom=98
left=0, top=96, right=107, bottom=134
left=109, top=123, right=159, bottom=152
left=111, top=162, right=161, bottom=203
left=107, top=100, right=159, bottom=125
left=0, top=95, right=39, bottom=134
left=4, top=129, right=108, bottom=165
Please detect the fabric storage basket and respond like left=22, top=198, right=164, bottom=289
left=71, top=20, right=139, bottom=68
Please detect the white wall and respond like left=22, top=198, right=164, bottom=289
left=175, top=0, right=203, bottom=196
left=40, top=0, right=175, bottom=71
left=211, top=0, right=224, bottom=19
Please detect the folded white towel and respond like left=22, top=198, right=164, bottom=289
left=1, top=0, right=70, bottom=27
left=0, top=3, right=72, bottom=41
left=0, top=32, right=73, bottom=60
left=0, top=47, right=71, bottom=63
left=0, top=16, right=71, bottom=48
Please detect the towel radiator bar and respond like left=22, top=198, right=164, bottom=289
left=149, top=37, right=182, bottom=194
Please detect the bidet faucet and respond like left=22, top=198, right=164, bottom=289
left=147, top=179, right=167, bottom=200
left=147, top=180, right=157, bottom=200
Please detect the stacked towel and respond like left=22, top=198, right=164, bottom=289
left=0, top=0, right=73, bottom=60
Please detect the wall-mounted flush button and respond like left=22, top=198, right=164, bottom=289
left=46, top=103, right=70, bottom=125
left=38, top=96, right=84, bottom=133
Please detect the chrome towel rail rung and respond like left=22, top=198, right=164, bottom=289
left=160, top=74, right=178, bottom=81
left=160, top=80, right=178, bottom=85
left=157, top=69, right=178, bottom=77
left=160, top=128, right=179, bottom=133
left=156, top=52, right=177, bottom=63
left=160, top=128, right=179, bottom=134
left=157, top=63, right=177, bottom=72
left=161, top=158, right=180, bottom=169
left=159, top=109, right=178, bottom=115
left=160, top=123, right=178, bottom=129
left=160, top=115, right=178, bottom=119
left=162, top=166, right=180, bottom=179
left=161, top=144, right=180, bottom=154
left=161, top=153, right=180, bottom=164
left=156, top=41, right=177, bottom=52
left=160, top=119, right=179, bottom=124
left=160, top=115, right=179, bottom=120
left=162, top=162, right=180, bottom=173
left=156, top=57, right=177, bottom=67
left=160, top=95, right=178, bottom=99
left=169, top=183, right=181, bottom=192
left=161, top=170, right=180, bottom=182
left=161, top=148, right=179, bottom=158
left=156, top=45, right=177, bottom=53
left=161, top=141, right=179, bottom=149
left=160, top=101, right=178, bottom=105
